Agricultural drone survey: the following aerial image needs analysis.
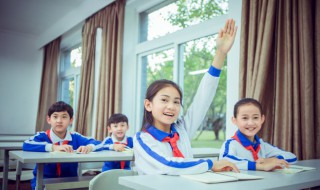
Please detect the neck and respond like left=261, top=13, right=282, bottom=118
left=53, top=131, right=67, bottom=139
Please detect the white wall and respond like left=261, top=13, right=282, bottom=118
left=0, top=31, right=43, bottom=135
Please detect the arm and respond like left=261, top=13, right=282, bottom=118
left=73, top=132, right=101, bottom=153
left=263, top=141, right=297, bottom=164
left=184, top=19, right=238, bottom=138
left=134, top=132, right=212, bottom=175
left=219, top=139, right=257, bottom=170
left=22, top=132, right=52, bottom=152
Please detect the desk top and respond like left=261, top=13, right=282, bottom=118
left=9, top=150, right=134, bottom=163
left=119, top=159, right=320, bottom=190
left=0, top=142, right=23, bottom=149
left=9, top=147, right=218, bottom=164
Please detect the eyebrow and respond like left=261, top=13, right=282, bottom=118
left=159, top=94, right=180, bottom=100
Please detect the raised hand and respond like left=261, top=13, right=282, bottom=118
left=216, top=19, right=238, bottom=55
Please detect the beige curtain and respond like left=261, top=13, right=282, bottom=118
left=75, top=0, right=125, bottom=138
left=95, top=0, right=125, bottom=141
left=35, top=37, right=61, bottom=132
left=240, top=0, right=320, bottom=159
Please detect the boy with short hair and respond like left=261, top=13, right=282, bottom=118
left=96, top=113, right=133, bottom=172
left=23, top=101, right=101, bottom=190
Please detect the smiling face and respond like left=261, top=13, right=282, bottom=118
left=47, top=111, right=73, bottom=139
left=144, top=86, right=181, bottom=133
left=108, top=122, right=129, bottom=141
left=232, top=103, right=265, bottom=142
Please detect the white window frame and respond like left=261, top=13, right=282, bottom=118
left=123, top=0, right=242, bottom=139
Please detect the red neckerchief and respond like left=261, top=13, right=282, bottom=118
left=161, top=132, right=184, bottom=158
left=46, top=130, right=69, bottom=177
left=232, top=133, right=261, bottom=161
left=114, top=138, right=128, bottom=169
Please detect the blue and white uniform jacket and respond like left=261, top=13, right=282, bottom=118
left=95, top=135, right=133, bottom=171
left=23, top=129, right=101, bottom=189
left=219, top=130, right=297, bottom=170
left=134, top=66, right=221, bottom=175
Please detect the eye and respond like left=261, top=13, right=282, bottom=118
left=241, top=117, right=248, bottom=120
left=174, top=100, right=180, bottom=104
left=53, top=116, right=58, bottom=119
left=161, top=98, right=168, bottom=102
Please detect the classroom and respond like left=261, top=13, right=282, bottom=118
left=0, top=0, right=319, bottom=190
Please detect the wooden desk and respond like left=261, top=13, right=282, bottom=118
left=119, top=159, right=320, bottom=190
left=0, top=142, right=23, bottom=190
left=10, top=150, right=134, bottom=190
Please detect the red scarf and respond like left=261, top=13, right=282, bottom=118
left=46, top=130, right=69, bottom=177
left=232, top=133, right=260, bottom=161
left=114, top=141, right=127, bottom=169
left=162, top=132, right=184, bottom=158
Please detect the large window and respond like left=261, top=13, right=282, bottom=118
left=59, top=45, right=82, bottom=129
left=134, top=0, right=229, bottom=148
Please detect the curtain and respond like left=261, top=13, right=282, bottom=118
left=35, top=37, right=61, bottom=132
left=240, top=0, right=320, bottom=159
left=95, top=0, right=125, bottom=141
left=75, top=0, right=125, bottom=138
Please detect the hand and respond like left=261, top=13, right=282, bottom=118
left=216, top=19, right=238, bottom=55
left=52, top=144, right=74, bottom=153
left=76, top=145, right=93, bottom=154
left=113, top=144, right=126, bottom=152
left=256, top=157, right=289, bottom=171
left=212, top=159, right=240, bottom=173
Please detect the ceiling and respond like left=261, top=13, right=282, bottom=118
left=0, top=0, right=84, bottom=37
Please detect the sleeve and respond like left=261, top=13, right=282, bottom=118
left=73, top=133, right=101, bottom=151
left=262, top=141, right=298, bottom=164
left=219, top=139, right=257, bottom=170
left=94, top=137, right=114, bottom=151
left=22, top=132, right=51, bottom=152
left=133, top=132, right=213, bottom=175
left=183, top=68, right=220, bottom=139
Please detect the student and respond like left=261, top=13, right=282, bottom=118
left=23, top=101, right=101, bottom=190
left=96, top=113, right=133, bottom=172
left=133, top=19, right=239, bottom=175
left=219, top=98, right=297, bottom=171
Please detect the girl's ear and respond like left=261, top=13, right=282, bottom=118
left=261, top=114, right=265, bottom=124
left=144, top=99, right=152, bottom=112
left=231, top=116, right=237, bottom=125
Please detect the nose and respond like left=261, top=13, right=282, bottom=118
left=247, top=119, right=254, bottom=125
left=167, top=102, right=175, bottom=110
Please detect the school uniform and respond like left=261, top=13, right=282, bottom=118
left=133, top=66, right=221, bottom=175
left=23, top=129, right=101, bottom=190
left=219, top=130, right=297, bottom=170
left=95, top=134, right=133, bottom=171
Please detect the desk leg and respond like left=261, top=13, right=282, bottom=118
left=2, top=149, right=9, bottom=190
left=15, top=161, right=23, bottom=190
left=36, top=164, right=44, bottom=190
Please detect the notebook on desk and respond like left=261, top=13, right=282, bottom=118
left=180, top=172, right=263, bottom=184
left=275, top=165, right=316, bottom=174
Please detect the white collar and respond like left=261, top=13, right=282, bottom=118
left=111, top=134, right=127, bottom=144
left=50, top=129, right=72, bottom=144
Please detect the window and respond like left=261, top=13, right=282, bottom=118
left=59, top=45, right=82, bottom=130
left=127, top=0, right=230, bottom=148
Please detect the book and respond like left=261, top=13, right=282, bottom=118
left=180, top=172, right=264, bottom=184
left=275, top=165, right=316, bottom=174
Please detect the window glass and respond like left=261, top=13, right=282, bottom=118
left=59, top=45, right=82, bottom=129
left=140, top=0, right=228, bottom=42
left=181, top=34, right=227, bottom=148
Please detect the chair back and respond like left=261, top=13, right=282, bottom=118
left=89, top=169, right=137, bottom=190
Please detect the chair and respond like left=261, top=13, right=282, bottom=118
left=89, top=169, right=137, bottom=190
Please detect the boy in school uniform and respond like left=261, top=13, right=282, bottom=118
left=23, top=101, right=101, bottom=190
left=95, top=113, right=133, bottom=172
left=219, top=98, right=297, bottom=171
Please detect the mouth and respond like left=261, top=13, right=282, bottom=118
left=163, top=112, right=174, bottom=117
left=245, top=127, right=256, bottom=131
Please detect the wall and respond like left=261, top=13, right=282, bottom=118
left=0, top=31, right=43, bottom=135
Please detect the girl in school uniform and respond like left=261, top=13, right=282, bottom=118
left=219, top=98, right=297, bottom=171
left=133, top=19, right=239, bottom=175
